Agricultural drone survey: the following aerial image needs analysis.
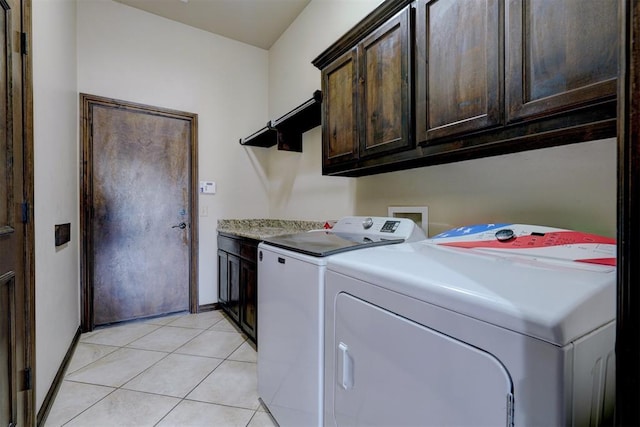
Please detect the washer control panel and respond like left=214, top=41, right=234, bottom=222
left=332, top=216, right=425, bottom=242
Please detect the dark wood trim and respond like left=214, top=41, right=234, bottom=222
left=21, top=0, right=35, bottom=425
left=198, top=302, right=221, bottom=312
left=324, top=103, right=617, bottom=177
left=79, top=94, right=199, bottom=331
left=312, top=0, right=413, bottom=69
left=616, top=0, right=640, bottom=425
left=36, top=327, right=81, bottom=427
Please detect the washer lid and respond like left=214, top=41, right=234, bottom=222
left=262, top=230, right=405, bottom=257
left=327, top=239, right=615, bottom=346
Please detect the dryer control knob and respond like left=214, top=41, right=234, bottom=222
left=362, top=217, right=374, bottom=229
left=495, top=228, right=516, bottom=242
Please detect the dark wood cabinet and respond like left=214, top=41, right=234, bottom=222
left=240, top=260, right=257, bottom=339
left=217, top=250, right=228, bottom=304
left=217, top=234, right=258, bottom=342
left=359, top=7, right=413, bottom=157
left=505, top=0, right=618, bottom=122
left=323, top=48, right=358, bottom=167
left=320, top=5, right=413, bottom=173
left=416, top=0, right=503, bottom=142
left=313, top=0, right=618, bottom=177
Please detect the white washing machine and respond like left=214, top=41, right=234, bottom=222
left=258, top=216, right=426, bottom=427
left=324, top=224, right=616, bottom=426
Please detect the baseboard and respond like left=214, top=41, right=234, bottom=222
left=198, top=302, right=221, bottom=312
left=37, top=326, right=82, bottom=426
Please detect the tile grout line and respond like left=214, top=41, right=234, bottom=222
left=52, top=311, right=263, bottom=426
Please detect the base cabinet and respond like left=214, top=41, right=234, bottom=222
left=217, top=234, right=258, bottom=343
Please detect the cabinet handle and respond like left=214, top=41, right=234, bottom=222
left=359, top=77, right=365, bottom=85
left=339, top=342, right=353, bottom=390
left=278, top=257, right=285, bottom=264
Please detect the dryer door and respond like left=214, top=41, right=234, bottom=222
left=332, top=293, right=513, bottom=426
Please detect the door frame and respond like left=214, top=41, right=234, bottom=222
left=21, top=0, right=35, bottom=424
left=616, top=0, right=640, bottom=423
left=79, top=93, right=199, bottom=331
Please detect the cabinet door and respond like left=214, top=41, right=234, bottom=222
left=416, top=0, right=502, bottom=142
left=217, top=250, right=228, bottom=305
left=240, top=260, right=257, bottom=341
left=227, top=254, right=241, bottom=323
left=322, top=48, right=358, bottom=168
left=358, top=6, right=413, bottom=158
left=506, top=0, right=618, bottom=122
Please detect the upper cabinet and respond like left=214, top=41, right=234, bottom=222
left=316, top=3, right=414, bottom=174
left=505, top=0, right=618, bottom=122
left=358, top=8, right=412, bottom=159
left=323, top=48, right=359, bottom=167
left=314, top=0, right=619, bottom=177
left=416, top=0, right=503, bottom=142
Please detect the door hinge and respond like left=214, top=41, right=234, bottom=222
left=506, top=392, right=514, bottom=427
left=20, top=32, right=28, bottom=55
left=21, top=202, right=29, bottom=224
left=23, top=367, right=31, bottom=391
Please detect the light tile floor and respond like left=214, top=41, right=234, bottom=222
left=44, top=310, right=278, bottom=427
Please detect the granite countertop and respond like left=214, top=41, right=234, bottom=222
left=217, top=219, right=326, bottom=240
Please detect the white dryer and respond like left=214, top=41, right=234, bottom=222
left=324, top=224, right=616, bottom=426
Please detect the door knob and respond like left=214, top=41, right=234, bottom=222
left=172, top=222, right=187, bottom=230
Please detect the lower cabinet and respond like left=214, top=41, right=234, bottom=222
left=217, top=233, right=258, bottom=343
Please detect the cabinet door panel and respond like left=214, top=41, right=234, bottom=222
left=217, top=250, right=228, bottom=305
left=227, top=254, right=240, bottom=323
left=506, top=0, right=618, bottom=122
left=240, top=260, right=257, bottom=341
left=417, top=0, right=502, bottom=142
left=322, top=49, right=358, bottom=167
left=359, top=7, right=412, bottom=158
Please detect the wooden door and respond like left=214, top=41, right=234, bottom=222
left=81, top=94, right=198, bottom=328
left=506, top=0, right=618, bottom=122
left=322, top=48, right=358, bottom=169
left=358, top=6, right=412, bottom=158
left=1, top=0, right=32, bottom=425
left=416, top=0, right=503, bottom=142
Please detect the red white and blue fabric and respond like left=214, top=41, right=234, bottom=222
left=430, top=223, right=616, bottom=267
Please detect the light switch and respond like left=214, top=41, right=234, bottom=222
left=200, top=181, right=216, bottom=194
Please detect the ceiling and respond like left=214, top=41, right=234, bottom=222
left=114, top=0, right=312, bottom=50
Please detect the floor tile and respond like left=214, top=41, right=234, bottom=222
left=64, top=389, right=180, bottom=427
left=65, top=343, right=119, bottom=376
left=167, top=310, right=224, bottom=329
left=187, top=360, right=259, bottom=410
left=126, top=326, right=203, bottom=352
left=123, top=353, right=223, bottom=398
left=140, top=312, right=187, bottom=326
left=175, top=329, right=245, bottom=359
left=66, top=347, right=167, bottom=387
left=228, top=341, right=257, bottom=363
left=248, top=410, right=279, bottom=427
left=43, top=381, right=114, bottom=427
left=209, top=316, right=241, bottom=333
left=157, top=400, right=254, bottom=427
left=80, top=323, right=160, bottom=347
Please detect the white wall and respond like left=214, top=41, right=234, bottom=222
left=267, top=0, right=616, bottom=237
left=33, top=0, right=79, bottom=410
left=77, top=0, right=271, bottom=305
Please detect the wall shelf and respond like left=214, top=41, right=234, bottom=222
left=239, top=90, right=322, bottom=152
left=239, top=122, right=277, bottom=148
